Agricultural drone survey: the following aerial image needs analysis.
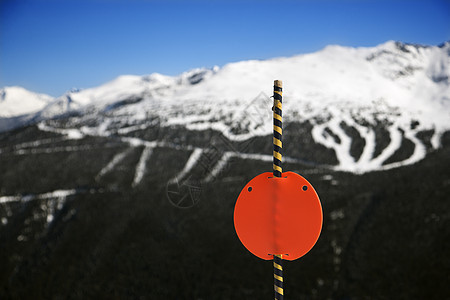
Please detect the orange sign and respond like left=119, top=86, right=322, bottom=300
left=234, top=172, right=323, bottom=260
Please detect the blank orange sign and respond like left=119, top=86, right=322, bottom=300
left=234, top=172, right=322, bottom=260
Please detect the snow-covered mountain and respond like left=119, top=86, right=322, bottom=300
left=0, top=86, right=53, bottom=118
left=2, top=41, right=449, bottom=300
left=2, top=41, right=449, bottom=173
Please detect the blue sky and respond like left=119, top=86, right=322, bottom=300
left=1, top=0, right=449, bottom=97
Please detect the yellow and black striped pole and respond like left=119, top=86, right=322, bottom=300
left=273, top=80, right=283, bottom=178
left=273, top=80, right=284, bottom=299
left=274, top=254, right=284, bottom=299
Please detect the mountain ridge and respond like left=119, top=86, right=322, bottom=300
left=2, top=40, right=449, bottom=113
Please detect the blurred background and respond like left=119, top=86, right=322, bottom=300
left=1, top=0, right=449, bottom=299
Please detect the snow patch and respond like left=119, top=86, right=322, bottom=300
left=96, top=148, right=134, bottom=180
left=0, top=189, right=76, bottom=204
left=132, top=146, right=153, bottom=187
left=169, top=148, right=204, bottom=184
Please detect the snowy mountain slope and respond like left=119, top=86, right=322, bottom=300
left=2, top=41, right=450, bottom=173
left=0, top=86, right=53, bottom=118
left=37, top=67, right=219, bottom=118
left=46, top=41, right=449, bottom=126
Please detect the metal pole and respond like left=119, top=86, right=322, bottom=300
left=273, top=80, right=283, bottom=178
left=274, top=254, right=284, bottom=299
left=272, top=80, right=284, bottom=300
